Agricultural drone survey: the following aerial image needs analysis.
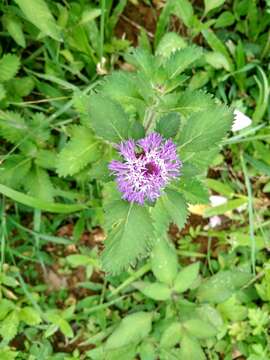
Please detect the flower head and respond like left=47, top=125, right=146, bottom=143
left=109, top=132, right=181, bottom=205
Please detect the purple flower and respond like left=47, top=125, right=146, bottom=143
left=109, top=132, right=181, bottom=205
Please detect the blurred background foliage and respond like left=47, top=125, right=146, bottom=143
left=0, top=0, right=269, bottom=359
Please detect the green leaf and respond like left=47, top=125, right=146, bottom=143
left=0, top=84, right=6, bottom=101
left=214, top=11, right=235, bottom=28
left=25, top=166, right=54, bottom=202
left=152, top=190, right=188, bottom=238
left=0, top=347, right=18, bottom=360
left=179, top=178, right=209, bottom=204
left=173, top=262, right=200, bottom=293
left=178, top=105, right=233, bottom=152
left=66, top=255, right=93, bottom=267
left=0, top=184, right=86, bottom=213
left=0, top=155, right=31, bottom=188
left=172, top=0, right=194, bottom=28
left=202, top=29, right=233, bottom=71
left=151, top=239, right=178, bottom=285
left=19, top=307, right=41, bottom=326
left=7, top=77, right=35, bottom=97
left=133, top=281, right=171, bottom=300
left=0, top=299, right=15, bottom=320
left=3, top=14, right=26, bottom=47
left=0, top=310, right=19, bottom=343
left=156, top=113, right=180, bottom=139
left=203, top=198, right=247, bottom=217
left=156, top=33, right=187, bottom=58
left=183, top=318, right=217, bottom=339
left=105, top=312, right=152, bottom=350
left=164, top=46, right=203, bottom=79
left=204, top=0, right=225, bottom=16
left=15, top=0, right=61, bottom=41
left=175, top=90, right=216, bottom=117
left=179, top=335, right=206, bottom=360
left=197, top=270, right=252, bottom=303
left=88, top=94, right=130, bottom=143
left=0, top=55, right=20, bottom=82
left=160, top=322, right=182, bottom=348
left=0, top=111, right=27, bottom=144
left=57, top=126, right=101, bottom=177
left=59, top=319, right=74, bottom=338
left=102, top=200, right=154, bottom=274
left=206, top=179, right=234, bottom=197
left=205, top=51, right=231, bottom=71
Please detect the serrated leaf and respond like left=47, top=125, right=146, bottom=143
left=57, top=126, right=101, bottom=176
left=164, top=46, right=202, bottom=79
left=151, top=239, right=178, bottom=285
left=197, top=270, right=252, bottom=303
left=175, top=90, right=216, bottom=117
left=15, top=0, right=61, bottom=41
left=105, top=312, right=152, bottom=350
left=0, top=155, right=31, bottom=188
left=0, top=54, right=20, bottom=82
left=3, top=14, right=26, bottom=47
left=19, top=307, right=41, bottom=326
left=156, top=33, right=187, bottom=58
left=102, top=200, right=154, bottom=274
left=35, top=149, right=57, bottom=170
left=0, top=299, right=15, bottom=320
left=133, top=281, right=171, bottom=300
left=173, top=262, right=200, bottom=293
left=178, top=105, right=233, bottom=152
left=0, top=310, right=19, bottom=343
left=127, top=48, right=156, bottom=79
left=0, top=111, right=27, bottom=144
left=25, top=166, right=54, bottom=202
left=88, top=95, right=130, bottom=143
left=183, top=318, right=217, bottom=339
left=156, top=112, right=180, bottom=139
left=178, top=178, right=209, bottom=204
left=152, top=190, right=188, bottom=237
left=7, top=77, right=35, bottom=97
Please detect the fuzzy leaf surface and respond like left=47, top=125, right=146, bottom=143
left=102, top=200, right=154, bottom=274
left=178, top=105, right=233, bottom=152
left=164, top=46, right=203, bottom=79
left=57, top=126, right=101, bottom=177
left=88, top=94, right=129, bottom=143
left=151, top=190, right=188, bottom=237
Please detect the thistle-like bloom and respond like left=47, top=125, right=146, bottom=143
left=109, top=132, right=181, bottom=205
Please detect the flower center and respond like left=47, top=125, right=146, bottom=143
left=145, top=161, right=160, bottom=176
